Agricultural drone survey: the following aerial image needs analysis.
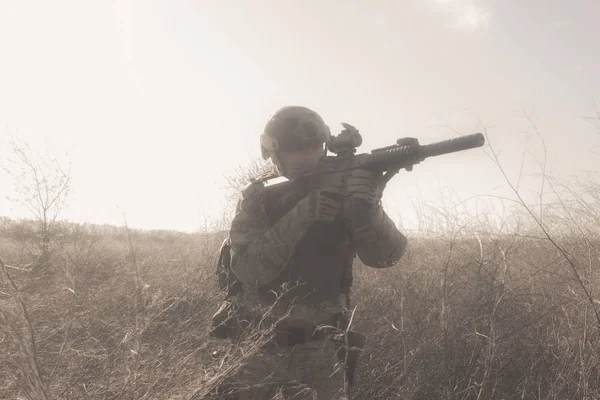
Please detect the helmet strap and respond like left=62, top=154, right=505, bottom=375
left=269, top=151, right=286, bottom=176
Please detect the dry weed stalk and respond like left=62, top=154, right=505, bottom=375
left=481, top=119, right=600, bottom=328
left=1, top=256, right=49, bottom=400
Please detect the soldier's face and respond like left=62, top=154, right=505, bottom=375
left=280, top=144, right=323, bottom=179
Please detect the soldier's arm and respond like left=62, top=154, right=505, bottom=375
left=352, top=203, right=407, bottom=268
left=344, top=169, right=407, bottom=268
left=228, top=185, right=342, bottom=287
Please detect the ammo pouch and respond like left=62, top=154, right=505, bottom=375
left=211, top=237, right=244, bottom=340
left=216, top=237, right=241, bottom=296
left=210, top=298, right=238, bottom=339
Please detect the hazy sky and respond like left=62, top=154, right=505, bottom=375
left=1, top=0, right=599, bottom=233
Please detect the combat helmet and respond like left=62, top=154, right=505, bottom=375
left=260, top=106, right=331, bottom=176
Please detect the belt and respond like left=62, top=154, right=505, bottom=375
left=270, top=316, right=341, bottom=347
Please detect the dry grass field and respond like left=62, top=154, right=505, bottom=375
left=1, top=179, right=599, bottom=399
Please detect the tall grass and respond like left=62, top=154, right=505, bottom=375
left=1, top=175, right=599, bottom=399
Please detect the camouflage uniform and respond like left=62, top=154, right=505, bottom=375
left=221, top=106, right=407, bottom=399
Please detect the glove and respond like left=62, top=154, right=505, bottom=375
left=345, top=169, right=384, bottom=231
left=346, top=169, right=383, bottom=209
left=295, top=186, right=345, bottom=222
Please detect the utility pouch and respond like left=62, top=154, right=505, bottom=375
left=333, top=329, right=366, bottom=388
left=210, top=298, right=237, bottom=339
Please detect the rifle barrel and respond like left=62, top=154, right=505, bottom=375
left=420, top=132, right=485, bottom=158
left=363, top=132, right=485, bottom=170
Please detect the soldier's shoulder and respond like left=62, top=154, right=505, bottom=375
left=240, top=168, right=284, bottom=202
left=231, top=179, right=270, bottom=230
left=240, top=180, right=265, bottom=202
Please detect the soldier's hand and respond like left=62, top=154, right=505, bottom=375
left=346, top=169, right=383, bottom=208
left=296, top=186, right=345, bottom=222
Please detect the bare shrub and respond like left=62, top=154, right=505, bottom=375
left=1, top=135, right=71, bottom=271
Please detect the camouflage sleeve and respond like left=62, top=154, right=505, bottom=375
left=228, top=187, right=314, bottom=287
left=352, top=204, right=407, bottom=268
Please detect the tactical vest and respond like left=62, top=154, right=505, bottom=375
left=257, top=176, right=355, bottom=305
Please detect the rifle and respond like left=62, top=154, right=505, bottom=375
left=258, top=123, right=486, bottom=189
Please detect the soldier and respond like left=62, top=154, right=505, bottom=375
left=216, top=106, right=407, bottom=399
